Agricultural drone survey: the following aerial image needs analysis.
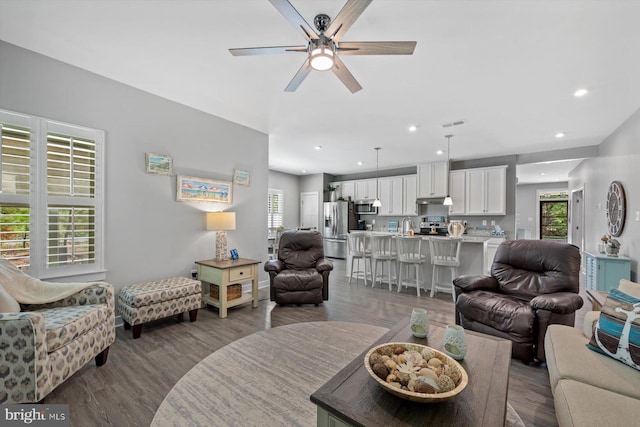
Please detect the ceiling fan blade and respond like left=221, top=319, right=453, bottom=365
left=325, top=0, right=372, bottom=42
left=269, top=0, right=319, bottom=41
left=337, top=41, right=417, bottom=55
left=331, top=55, right=362, bottom=93
left=285, top=58, right=312, bottom=92
left=229, top=45, right=307, bottom=56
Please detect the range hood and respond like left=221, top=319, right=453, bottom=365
left=416, top=197, right=445, bottom=205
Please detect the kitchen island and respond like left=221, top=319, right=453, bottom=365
left=344, top=231, right=504, bottom=298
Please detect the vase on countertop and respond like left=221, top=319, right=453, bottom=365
left=448, top=220, right=466, bottom=238
left=330, top=191, right=337, bottom=202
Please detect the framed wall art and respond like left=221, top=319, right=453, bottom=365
left=234, top=169, right=250, bottom=186
left=145, top=152, right=173, bottom=175
left=176, top=175, right=232, bottom=203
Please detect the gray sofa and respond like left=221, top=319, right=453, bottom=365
left=544, top=279, right=640, bottom=426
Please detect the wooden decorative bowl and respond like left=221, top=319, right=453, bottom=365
left=364, top=342, right=468, bottom=403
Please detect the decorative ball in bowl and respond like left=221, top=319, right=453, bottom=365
left=364, top=342, right=468, bottom=403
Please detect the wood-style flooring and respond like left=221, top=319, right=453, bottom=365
left=47, top=260, right=590, bottom=427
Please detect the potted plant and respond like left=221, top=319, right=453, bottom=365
left=326, top=184, right=338, bottom=202
left=605, top=236, right=621, bottom=257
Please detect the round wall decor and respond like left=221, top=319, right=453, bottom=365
left=606, top=180, right=626, bottom=237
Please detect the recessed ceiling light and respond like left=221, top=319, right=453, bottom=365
left=574, top=88, right=588, bottom=97
left=436, top=150, right=444, bottom=155
left=555, top=132, right=565, bottom=138
left=540, top=172, right=546, bottom=176
left=357, top=161, right=364, bottom=166
left=301, top=170, right=307, bottom=173
left=314, top=145, right=322, bottom=150
left=408, top=125, right=417, bottom=132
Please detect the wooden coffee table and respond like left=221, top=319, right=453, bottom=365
left=311, top=317, right=512, bottom=427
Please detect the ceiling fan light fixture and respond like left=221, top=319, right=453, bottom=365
left=310, top=45, right=334, bottom=71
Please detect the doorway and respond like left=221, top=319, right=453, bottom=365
left=300, top=192, right=319, bottom=230
left=536, top=189, right=569, bottom=240
left=570, top=187, right=585, bottom=251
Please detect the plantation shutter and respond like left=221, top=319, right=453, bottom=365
left=268, top=189, right=284, bottom=229
left=46, top=125, right=99, bottom=268
left=0, top=116, right=32, bottom=269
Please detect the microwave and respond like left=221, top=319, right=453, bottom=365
left=355, top=201, right=377, bottom=215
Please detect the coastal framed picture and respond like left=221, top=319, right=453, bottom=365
left=176, top=175, right=232, bottom=203
left=145, top=152, right=173, bottom=175
left=234, top=169, right=250, bottom=186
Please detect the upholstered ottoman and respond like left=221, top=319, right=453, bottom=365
left=118, top=277, right=201, bottom=339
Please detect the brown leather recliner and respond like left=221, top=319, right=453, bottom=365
left=453, top=240, right=583, bottom=363
left=264, top=230, right=333, bottom=305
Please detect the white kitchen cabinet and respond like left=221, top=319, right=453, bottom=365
left=378, top=177, right=403, bottom=216
left=340, top=181, right=355, bottom=201
left=355, top=179, right=376, bottom=200
left=403, top=175, right=417, bottom=215
left=465, top=166, right=507, bottom=215
left=448, top=171, right=466, bottom=215
left=484, top=238, right=505, bottom=273
left=417, top=162, right=448, bottom=198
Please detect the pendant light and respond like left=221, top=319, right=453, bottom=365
left=443, top=135, right=454, bottom=206
left=372, top=147, right=382, bottom=207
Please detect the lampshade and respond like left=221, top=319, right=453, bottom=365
left=310, top=45, right=334, bottom=71
left=372, top=198, right=382, bottom=207
left=206, top=212, right=236, bottom=231
left=443, top=196, right=453, bottom=206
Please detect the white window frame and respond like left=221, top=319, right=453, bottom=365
left=0, top=109, right=105, bottom=281
left=267, top=188, right=284, bottom=230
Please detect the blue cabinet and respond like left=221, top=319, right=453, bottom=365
left=584, top=251, right=631, bottom=292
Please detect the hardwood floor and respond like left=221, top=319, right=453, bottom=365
left=46, top=259, right=585, bottom=427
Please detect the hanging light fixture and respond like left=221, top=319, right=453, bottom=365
left=372, top=147, right=382, bottom=208
left=443, top=135, right=454, bottom=206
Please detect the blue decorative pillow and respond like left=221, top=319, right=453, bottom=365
left=588, top=288, right=640, bottom=370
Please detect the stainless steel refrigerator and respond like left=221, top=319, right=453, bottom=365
left=323, top=201, right=358, bottom=259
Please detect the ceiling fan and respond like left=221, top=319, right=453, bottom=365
left=229, top=0, right=417, bottom=93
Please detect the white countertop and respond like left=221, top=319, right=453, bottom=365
left=348, top=230, right=496, bottom=243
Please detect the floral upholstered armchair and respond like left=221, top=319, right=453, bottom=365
left=0, top=261, right=115, bottom=404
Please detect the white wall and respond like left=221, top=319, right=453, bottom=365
left=0, top=41, right=269, bottom=287
left=268, top=170, right=300, bottom=230
left=516, top=182, right=568, bottom=239
left=569, top=106, right=640, bottom=279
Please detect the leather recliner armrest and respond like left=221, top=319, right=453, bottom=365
left=264, top=259, right=284, bottom=274
left=316, top=258, right=334, bottom=273
left=453, top=275, right=499, bottom=293
left=529, top=292, right=584, bottom=314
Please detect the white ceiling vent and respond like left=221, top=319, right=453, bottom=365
left=442, top=120, right=466, bottom=128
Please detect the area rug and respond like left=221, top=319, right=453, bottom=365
left=151, top=321, right=526, bottom=427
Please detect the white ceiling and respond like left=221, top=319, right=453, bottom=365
left=1, top=0, right=640, bottom=177
left=516, top=158, right=585, bottom=185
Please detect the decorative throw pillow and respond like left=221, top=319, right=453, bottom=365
left=618, top=279, right=640, bottom=298
left=588, top=288, right=640, bottom=370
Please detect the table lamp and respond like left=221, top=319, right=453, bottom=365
left=206, top=212, right=236, bottom=261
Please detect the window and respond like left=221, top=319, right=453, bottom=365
left=0, top=110, right=104, bottom=279
left=267, top=189, right=284, bottom=230
left=539, top=191, right=568, bottom=241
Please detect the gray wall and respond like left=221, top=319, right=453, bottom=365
left=569, top=106, right=640, bottom=279
left=516, top=182, right=568, bottom=239
left=0, top=41, right=269, bottom=287
left=268, top=170, right=300, bottom=230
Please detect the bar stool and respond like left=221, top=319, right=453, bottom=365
left=347, top=232, right=372, bottom=286
left=429, top=237, right=462, bottom=302
left=396, top=236, right=428, bottom=296
left=370, top=234, right=397, bottom=290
